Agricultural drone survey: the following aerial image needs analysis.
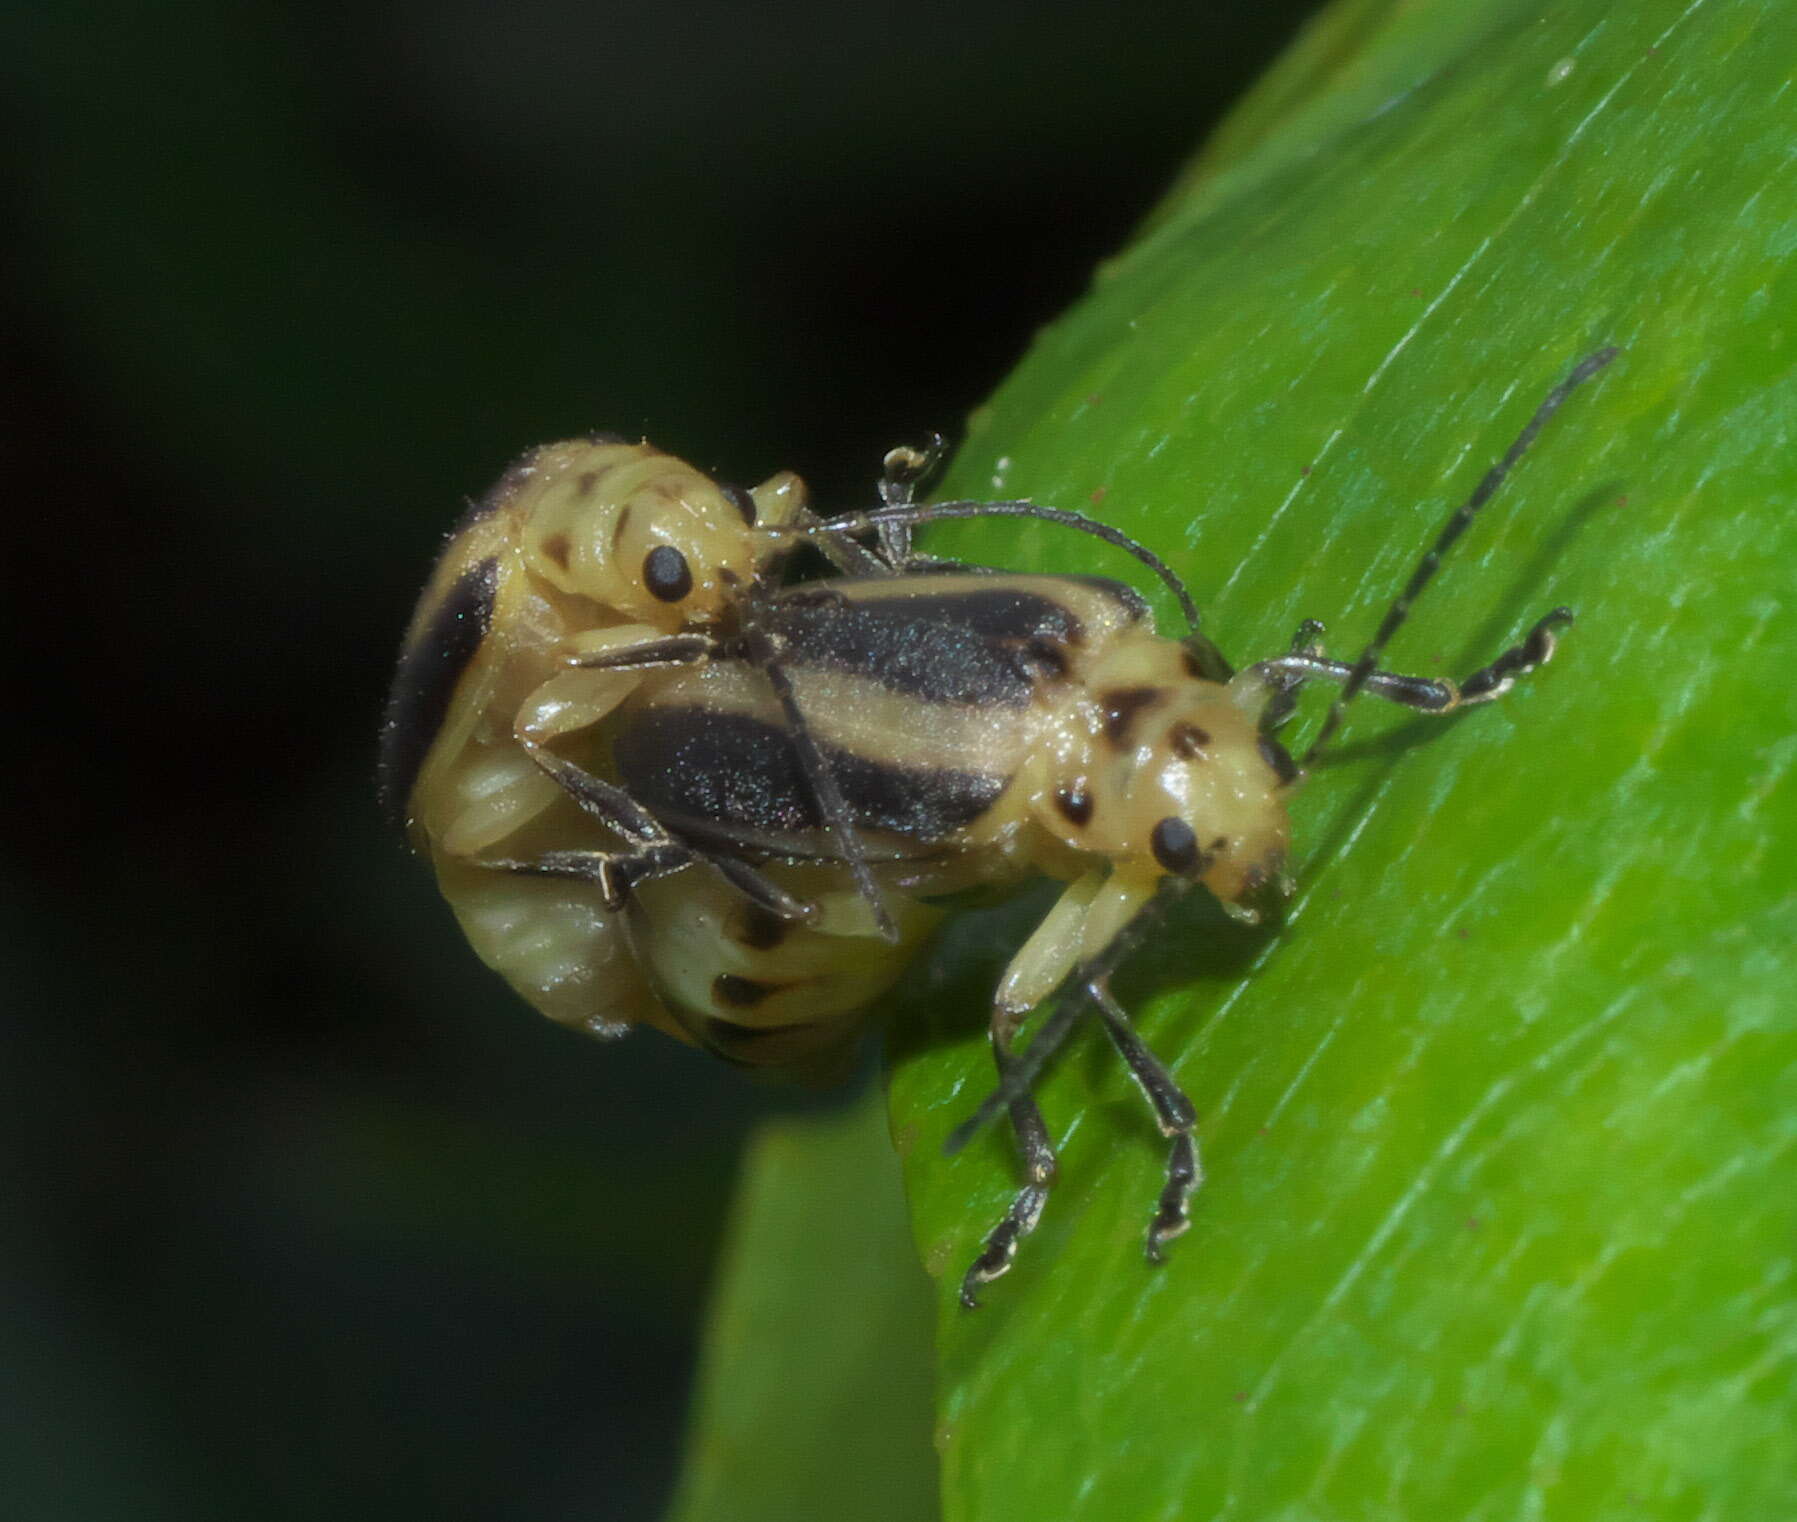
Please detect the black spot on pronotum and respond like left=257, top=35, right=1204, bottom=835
left=1150, top=816, right=1200, bottom=875
left=1258, top=734, right=1301, bottom=787
left=713, top=974, right=777, bottom=1008
left=541, top=532, right=572, bottom=570
left=574, top=470, right=598, bottom=498
left=1055, top=783, right=1094, bottom=827
left=377, top=556, right=500, bottom=827
left=735, top=903, right=788, bottom=951
left=1169, top=722, right=1211, bottom=759
left=1103, top=686, right=1162, bottom=746
left=644, top=544, right=693, bottom=602
left=721, top=482, right=757, bottom=526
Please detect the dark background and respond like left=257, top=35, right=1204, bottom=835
left=4, top=2, right=1318, bottom=1517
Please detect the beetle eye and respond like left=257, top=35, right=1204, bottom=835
left=1150, top=816, right=1200, bottom=875
left=643, top=544, right=694, bottom=602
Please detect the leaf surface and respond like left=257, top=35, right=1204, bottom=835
left=885, top=0, right=1797, bottom=1517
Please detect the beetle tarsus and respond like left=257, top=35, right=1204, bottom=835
left=1146, top=1133, right=1200, bottom=1265
left=960, top=1036, right=1058, bottom=1310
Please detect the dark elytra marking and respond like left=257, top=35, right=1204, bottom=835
left=377, top=556, right=500, bottom=826
left=1102, top=686, right=1163, bottom=746
left=1056, top=574, right=1151, bottom=622
left=1055, top=783, right=1094, bottom=827
left=830, top=583, right=1089, bottom=646
left=541, top=532, right=572, bottom=570
left=736, top=902, right=788, bottom=950
left=615, top=707, right=1006, bottom=845
left=713, top=974, right=778, bottom=1009
left=1169, top=722, right=1210, bottom=759
left=763, top=592, right=1046, bottom=708
left=1150, top=816, right=1200, bottom=875
left=1258, top=734, right=1301, bottom=787
left=611, top=503, right=634, bottom=552
left=574, top=470, right=598, bottom=497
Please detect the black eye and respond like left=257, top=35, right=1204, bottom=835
left=644, top=545, right=693, bottom=602
left=1150, top=816, right=1200, bottom=875
left=720, top=482, right=757, bottom=526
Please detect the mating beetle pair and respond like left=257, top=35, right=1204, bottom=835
left=381, top=350, right=1616, bottom=1305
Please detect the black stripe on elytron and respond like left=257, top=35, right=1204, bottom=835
left=613, top=706, right=1006, bottom=845
left=378, top=556, right=500, bottom=826
left=765, top=582, right=1110, bottom=707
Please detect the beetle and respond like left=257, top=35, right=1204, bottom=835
left=383, top=348, right=1616, bottom=1304
left=379, top=432, right=1194, bottom=1052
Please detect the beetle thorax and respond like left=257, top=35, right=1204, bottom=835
left=1031, top=635, right=1290, bottom=903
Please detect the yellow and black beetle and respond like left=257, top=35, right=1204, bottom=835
left=383, top=350, right=1616, bottom=1305
left=379, top=433, right=1194, bottom=1046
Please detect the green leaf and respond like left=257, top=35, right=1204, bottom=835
left=666, top=1087, right=939, bottom=1522
left=884, top=0, right=1797, bottom=1518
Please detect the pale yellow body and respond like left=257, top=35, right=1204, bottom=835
left=624, top=572, right=1292, bottom=1040
left=392, top=439, right=928, bottom=1056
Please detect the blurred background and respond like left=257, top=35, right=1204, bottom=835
left=4, top=2, right=1319, bottom=1516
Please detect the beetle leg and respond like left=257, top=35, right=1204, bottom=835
left=513, top=747, right=818, bottom=920
left=482, top=843, right=815, bottom=922
left=738, top=611, right=901, bottom=944
left=514, top=654, right=821, bottom=922
left=992, top=870, right=1107, bottom=1023
left=514, top=647, right=686, bottom=846
left=1090, top=980, right=1202, bottom=1263
left=482, top=843, right=692, bottom=911
left=992, top=870, right=1157, bottom=1022
left=435, top=631, right=689, bottom=858
left=1239, top=606, right=1573, bottom=721
left=1258, top=620, right=1328, bottom=734
left=960, top=871, right=1165, bottom=1301
left=872, top=433, right=948, bottom=566
left=565, top=631, right=720, bottom=671
left=960, top=1034, right=1058, bottom=1310
left=705, top=856, right=821, bottom=923
left=784, top=504, right=892, bottom=578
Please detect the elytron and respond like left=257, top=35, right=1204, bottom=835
left=383, top=348, right=1618, bottom=1304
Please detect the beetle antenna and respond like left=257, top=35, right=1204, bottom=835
left=1300, top=347, right=1619, bottom=769
left=943, top=878, right=1193, bottom=1155
left=773, top=501, right=1205, bottom=634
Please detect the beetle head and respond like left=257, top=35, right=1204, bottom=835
left=507, top=439, right=807, bottom=631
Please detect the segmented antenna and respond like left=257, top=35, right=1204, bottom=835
left=775, top=500, right=1205, bottom=634
left=1301, top=347, right=1619, bottom=767
left=943, top=877, right=1194, bottom=1156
